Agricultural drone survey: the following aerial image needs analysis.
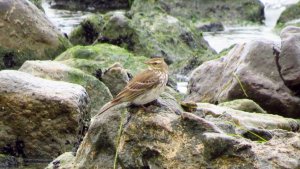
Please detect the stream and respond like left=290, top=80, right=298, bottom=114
left=41, top=0, right=299, bottom=94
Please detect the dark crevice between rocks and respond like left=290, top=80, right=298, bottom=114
left=96, top=34, right=136, bottom=51
left=0, top=139, right=26, bottom=158
left=3, top=52, right=16, bottom=68
left=81, top=21, right=99, bottom=44
left=273, top=46, right=300, bottom=97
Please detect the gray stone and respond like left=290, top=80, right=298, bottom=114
left=101, top=62, right=130, bottom=97
left=45, top=152, right=75, bottom=169
left=19, top=60, right=112, bottom=117
left=0, top=0, right=71, bottom=70
left=0, top=70, right=89, bottom=159
left=52, top=98, right=300, bottom=169
left=186, top=40, right=300, bottom=118
left=279, top=26, right=300, bottom=94
left=218, top=99, right=266, bottom=113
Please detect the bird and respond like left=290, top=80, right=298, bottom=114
left=98, top=57, right=168, bottom=115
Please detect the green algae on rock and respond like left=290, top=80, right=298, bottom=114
left=70, top=11, right=215, bottom=74
left=19, top=60, right=113, bottom=117
left=277, top=2, right=300, bottom=27
left=70, top=14, right=104, bottom=45
left=130, top=0, right=265, bottom=24
left=0, top=0, right=71, bottom=70
left=55, top=43, right=148, bottom=75
left=218, top=99, right=267, bottom=114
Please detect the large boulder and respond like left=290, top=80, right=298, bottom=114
left=186, top=40, right=300, bottom=118
left=0, top=70, right=89, bottom=159
left=70, top=11, right=216, bottom=74
left=48, top=0, right=131, bottom=11
left=19, top=60, right=112, bottom=117
left=0, top=0, right=71, bottom=70
left=131, top=0, right=265, bottom=24
left=278, top=26, right=300, bottom=95
left=55, top=43, right=148, bottom=76
left=48, top=99, right=300, bottom=168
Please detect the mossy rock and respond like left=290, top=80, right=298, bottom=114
left=0, top=0, right=71, bottom=70
left=130, top=0, right=264, bottom=24
left=218, top=99, right=267, bottom=114
left=277, top=2, right=300, bottom=27
left=29, top=0, right=43, bottom=11
left=19, top=60, right=113, bottom=117
left=55, top=43, right=148, bottom=75
left=70, top=11, right=216, bottom=74
left=70, top=14, right=104, bottom=45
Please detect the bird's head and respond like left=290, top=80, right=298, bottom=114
left=144, top=58, right=168, bottom=71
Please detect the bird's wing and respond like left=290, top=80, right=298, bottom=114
left=112, top=69, right=160, bottom=102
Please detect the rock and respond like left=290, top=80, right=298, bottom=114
left=71, top=11, right=215, bottom=74
left=0, top=70, right=89, bottom=159
left=0, top=154, right=18, bottom=168
left=0, top=0, right=71, bottom=70
left=197, top=103, right=299, bottom=132
left=278, top=26, right=300, bottom=95
left=218, top=99, right=266, bottom=113
left=131, top=0, right=265, bottom=24
left=29, top=0, right=43, bottom=11
left=48, top=0, right=131, bottom=11
left=277, top=2, right=300, bottom=27
left=19, top=60, right=112, bottom=117
left=69, top=14, right=103, bottom=45
left=101, top=63, right=130, bottom=97
left=186, top=41, right=300, bottom=118
left=51, top=96, right=300, bottom=168
left=196, top=22, right=225, bottom=32
left=55, top=43, right=148, bottom=76
left=46, top=152, right=75, bottom=169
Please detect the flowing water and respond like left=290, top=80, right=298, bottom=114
left=41, top=0, right=300, bottom=94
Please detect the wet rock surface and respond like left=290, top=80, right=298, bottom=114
left=70, top=11, right=216, bottom=74
left=55, top=43, right=148, bottom=76
left=0, top=0, right=71, bottom=70
left=131, top=0, right=265, bottom=24
left=186, top=40, right=300, bottom=118
left=0, top=70, right=89, bottom=159
left=278, top=26, right=300, bottom=95
left=19, top=60, right=112, bottom=117
left=50, top=97, right=300, bottom=169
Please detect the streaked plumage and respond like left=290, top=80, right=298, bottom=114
left=98, top=58, right=168, bottom=115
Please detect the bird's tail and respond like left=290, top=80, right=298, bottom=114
left=97, top=101, right=119, bottom=116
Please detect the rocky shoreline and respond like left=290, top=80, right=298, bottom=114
left=0, top=0, right=300, bottom=168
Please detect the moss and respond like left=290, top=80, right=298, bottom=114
left=0, top=47, right=35, bottom=69
left=242, top=1, right=264, bottom=24
left=131, top=0, right=264, bottom=24
left=44, top=36, right=72, bottom=60
left=29, top=0, right=43, bottom=11
left=277, top=2, right=300, bottom=25
left=55, top=43, right=147, bottom=75
left=69, top=15, right=104, bottom=45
